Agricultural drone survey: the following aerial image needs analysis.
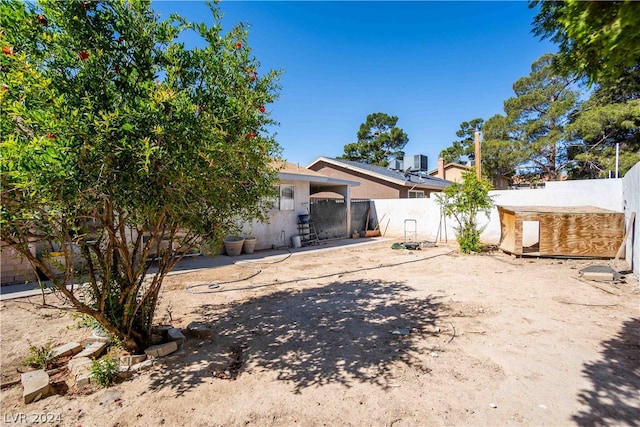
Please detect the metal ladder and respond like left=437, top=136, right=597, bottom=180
left=307, top=222, right=320, bottom=246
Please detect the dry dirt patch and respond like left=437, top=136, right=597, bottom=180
left=1, top=240, right=638, bottom=426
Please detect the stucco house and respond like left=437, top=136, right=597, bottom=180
left=428, top=157, right=510, bottom=190
left=428, top=158, right=471, bottom=183
left=239, top=160, right=360, bottom=250
left=0, top=161, right=359, bottom=285
left=307, top=157, right=451, bottom=199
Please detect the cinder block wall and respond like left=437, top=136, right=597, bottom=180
left=622, top=162, right=640, bottom=277
left=1, top=242, right=38, bottom=285
left=372, top=173, right=639, bottom=277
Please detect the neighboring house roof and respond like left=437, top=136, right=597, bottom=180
left=307, top=157, right=451, bottom=190
left=427, top=162, right=471, bottom=176
left=273, top=160, right=360, bottom=187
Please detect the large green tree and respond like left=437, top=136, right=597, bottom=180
left=0, top=0, right=282, bottom=352
left=340, top=112, right=408, bottom=166
left=439, top=118, right=483, bottom=165
left=567, top=66, right=640, bottom=178
left=531, top=0, right=640, bottom=84
left=500, top=53, right=580, bottom=180
left=480, top=114, right=522, bottom=181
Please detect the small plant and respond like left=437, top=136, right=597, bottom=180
left=91, top=356, right=119, bottom=388
left=436, top=171, right=494, bottom=254
left=70, top=312, right=101, bottom=330
left=22, top=342, right=53, bottom=370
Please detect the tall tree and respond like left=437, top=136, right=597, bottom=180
left=501, top=53, right=580, bottom=180
left=340, top=112, right=408, bottom=166
left=567, top=66, right=640, bottom=178
left=439, top=118, right=483, bottom=164
left=531, top=0, right=640, bottom=84
left=481, top=114, right=521, bottom=180
left=439, top=117, right=520, bottom=181
left=0, top=0, right=282, bottom=352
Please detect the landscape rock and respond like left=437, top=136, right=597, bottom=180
left=129, top=359, right=154, bottom=372
left=21, top=370, right=53, bottom=404
left=167, top=328, right=186, bottom=346
left=68, top=357, right=92, bottom=376
left=75, top=373, right=92, bottom=388
left=144, top=341, right=178, bottom=358
left=187, top=321, right=212, bottom=338
left=73, top=342, right=107, bottom=360
left=91, top=327, right=112, bottom=343
left=47, top=342, right=83, bottom=360
left=152, top=325, right=173, bottom=340
left=119, top=353, right=147, bottom=367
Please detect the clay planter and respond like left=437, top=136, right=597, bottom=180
left=223, top=236, right=244, bottom=256
left=242, top=237, right=257, bottom=254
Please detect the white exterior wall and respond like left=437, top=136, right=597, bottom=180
left=484, top=178, right=624, bottom=243
left=373, top=177, right=626, bottom=249
left=242, top=180, right=311, bottom=250
left=622, top=163, right=640, bottom=278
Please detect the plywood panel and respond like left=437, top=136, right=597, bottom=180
left=539, top=213, right=624, bottom=257
left=498, top=207, right=517, bottom=254
left=497, top=206, right=624, bottom=258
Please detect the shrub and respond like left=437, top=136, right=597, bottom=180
left=91, top=357, right=120, bottom=388
left=437, top=172, right=494, bottom=253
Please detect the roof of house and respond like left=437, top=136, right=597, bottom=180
left=307, top=157, right=451, bottom=189
left=273, top=160, right=360, bottom=187
left=427, top=162, right=471, bottom=176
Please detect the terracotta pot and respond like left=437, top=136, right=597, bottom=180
left=223, top=237, right=244, bottom=256
left=242, top=237, right=257, bottom=254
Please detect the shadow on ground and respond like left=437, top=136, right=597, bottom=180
left=573, top=317, right=640, bottom=426
left=148, top=278, right=442, bottom=396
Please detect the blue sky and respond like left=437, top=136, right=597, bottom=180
left=153, top=1, right=556, bottom=170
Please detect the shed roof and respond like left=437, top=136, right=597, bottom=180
left=273, top=160, right=360, bottom=187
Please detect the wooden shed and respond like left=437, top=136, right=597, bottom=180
left=497, top=205, right=625, bottom=258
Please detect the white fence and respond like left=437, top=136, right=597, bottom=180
left=372, top=166, right=639, bottom=278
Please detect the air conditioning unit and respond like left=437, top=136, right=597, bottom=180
left=405, top=154, right=428, bottom=172
left=390, top=158, right=404, bottom=171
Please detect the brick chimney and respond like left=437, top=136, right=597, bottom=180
left=437, top=157, right=445, bottom=179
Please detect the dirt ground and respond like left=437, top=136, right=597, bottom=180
left=1, top=239, right=639, bottom=426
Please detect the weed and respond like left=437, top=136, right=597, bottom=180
left=22, top=342, right=53, bottom=370
left=91, top=356, right=119, bottom=387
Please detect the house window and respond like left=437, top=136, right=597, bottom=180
left=408, top=190, right=425, bottom=198
left=279, top=185, right=295, bottom=210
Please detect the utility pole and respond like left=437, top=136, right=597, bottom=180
left=474, top=131, right=481, bottom=179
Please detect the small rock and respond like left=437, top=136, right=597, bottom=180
left=119, top=353, right=147, bottom=367
left=68, top=357, right=92, bottom=376
left=152, top=325, right=173, bottom=340
left=75, top=373, right=92, bottom=388
left=489, top=403, right=497, bottom=408
left=538, top=404, right=547, bottom=410
left=48, top=342, right=83, bottom=361
left=91, top=328, right=112, bottom=343
left=144, top=341, right=178, bottom=358
left=433, top=327, right=441, bottom=333
left=130, top=360, right=154, bottom=372
left=167, top=328, right=186, bottom=347
left=73, top=341, right=107, bottom=359
left=151, top=334, right=163, bottom=344
left=21, top=370, right=53, bottom=404
left=430, top=352, right=439, bottom=358
left=187, top=322, right=212, bottom=338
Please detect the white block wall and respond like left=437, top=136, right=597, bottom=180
left=622, top=163, right=640, bottom=278
left=372, top=174, right=639, bottom=277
